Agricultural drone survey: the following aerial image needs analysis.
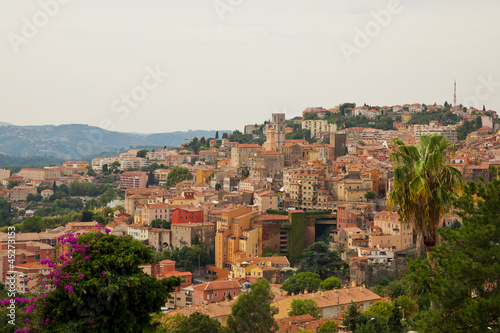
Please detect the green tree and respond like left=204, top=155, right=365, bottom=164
left=102, top=164, right=109, bottom=173
left=407, top=171, right=500, bottom=332
left=87, top=166, right=96, bottom=176
left=281, top=272, right=322, bottom=295
left=364, top=191, right=376, bottom=200
left=24, top=232, right=181, bottom=332
left=215, top=131, right=219, bottom=139
left=7, top=180, right=18, bottom=189
left=317, top=320, right=338, bottom=333
left=289, top=299, right=320, bottom=319
left=319, top=276, right=342, bottom=290
left=215, top=183, right=221, bottom=191
left=19, top=215, right=46, bottom=233
left=136, top=149, right=148, bottom=158
left=395, top=295, right=418, bottom=320
left=0, top=197, right=12, bottom=227
left=366, top=300, right=393, bottom=318
left=26, top=193, right=37, bottom=202
left=387, top=302, right=404, bottom=333
left=298, top=242, right=348, bottom=280
left=80, top=210, right=93, bottom=222
left=343, top=302, right=360, bottom=332
left=164, top=166, right=193, bottom=188
left=387, top=135, right=463, bottom=257
left=151, top=219, right=171, bottom=229
left=227, top=279, right=278, bottom=333
left=172, top=311, right=223, bottom=333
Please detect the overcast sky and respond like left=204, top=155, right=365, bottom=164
left=1, top=0, right=499, bottom=133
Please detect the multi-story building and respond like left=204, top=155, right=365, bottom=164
left=171, top=222, right=215, bottom=251
left=148, top=228, right=172, bottom=252
left=413, top=124, right=458, bottom=142
left=344, top=128, right=365, bottom=146
left=0, top=242, right=55, bottom=283
left=230, top=256, right=290, bottom=281
left=272, top=285, right=382, bottom=319
left=18, top=168, right=62, bottom=181
left=172, top=207, right=204, bottom=224
left=215, top=206, right=260, bottom=270
left=353, top=106, right=369, bottom=116
left=336, top=172, right=373, bottom=202
left=0, top=169, right=11, bottom=182
left=301, top=120, right=337, bottom=139
left=282, top=144, right=304, bottom=166
left=119, top=171, right=148, bottom=189
left=127, top=224, right=150, bottom=241
left=140, top=203, right=169, bottom=225
left=230, top=144, right=261, bottom=170
left=146, top=148, right=178, bottom=161
left=199, top=149, right=219, bottom=163
left=10, top=186, right=37, bottom=202
left=329, top=132, right=347, bottom=160
left=256, top=151, right=284, bottom=176
left=254, top=190, right=278, bottom=212
left=285, top=168, right=327, bottom=209
left=370, top=211, right=414, bottom=251
left=270, top=113, right=286, bottom=148
left=193, top=279, right=243, bottom=305
left=62, top=161, right=89, bottom=168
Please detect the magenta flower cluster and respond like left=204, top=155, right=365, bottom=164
left=2, top=225, right=112, bottom=332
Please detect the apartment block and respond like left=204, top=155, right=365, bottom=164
left=215, top=206, right=260, bottom=270
left=10, top=186, right=37, bottom=202
left=119, top=171, right=148, bottom=189
left=171, top=222, right=215, bottom=251
left=301, top=120, right=337, bottom=138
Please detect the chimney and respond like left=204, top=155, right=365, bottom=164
left=351, top=281, right=356, bottom=288
left=346, top=288, right=350, bottom=294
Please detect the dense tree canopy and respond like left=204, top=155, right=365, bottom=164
left=289, top=299, right=320, bottom=319
left=407, top=169, right=500, bottom=332
left=319, top=276, right=342, bottom=290
left=166, top=312, right=223, bottom=333
left=298, top=242, right=348, bottom=280
left=227, top=279, right=278, bottom=333
left=20, top=231, right=181, bottom=332
left=317, top=320, right=338, bottom=333
left=281, top=272, right=322, bottom=295
left=163, top=166, right=194, bottom=188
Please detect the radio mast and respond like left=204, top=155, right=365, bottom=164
left=453, top=80, right=457, bottom=106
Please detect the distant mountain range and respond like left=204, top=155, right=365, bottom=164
left=0, top=124, right=232, bottom=160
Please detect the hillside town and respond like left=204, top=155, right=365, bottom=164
left=0, top=103, right=498, bottom=332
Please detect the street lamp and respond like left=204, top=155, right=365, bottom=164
left=398, top=306, right=405, bottom=319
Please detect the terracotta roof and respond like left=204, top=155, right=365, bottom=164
left=193, top=279, right=242, bottom=291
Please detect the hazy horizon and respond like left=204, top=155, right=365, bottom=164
left=1, top=0, right=499, bottom=133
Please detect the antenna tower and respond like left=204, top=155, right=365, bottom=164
left=453, top=80, right=457, bottom=106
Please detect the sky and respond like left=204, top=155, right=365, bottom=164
left=1, top=0, right=499, bottom=134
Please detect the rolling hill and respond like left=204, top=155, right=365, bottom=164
left=0, top=124, right=231, bottom=160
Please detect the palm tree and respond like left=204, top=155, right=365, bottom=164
left=387, top=134, right=463, bottom=258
